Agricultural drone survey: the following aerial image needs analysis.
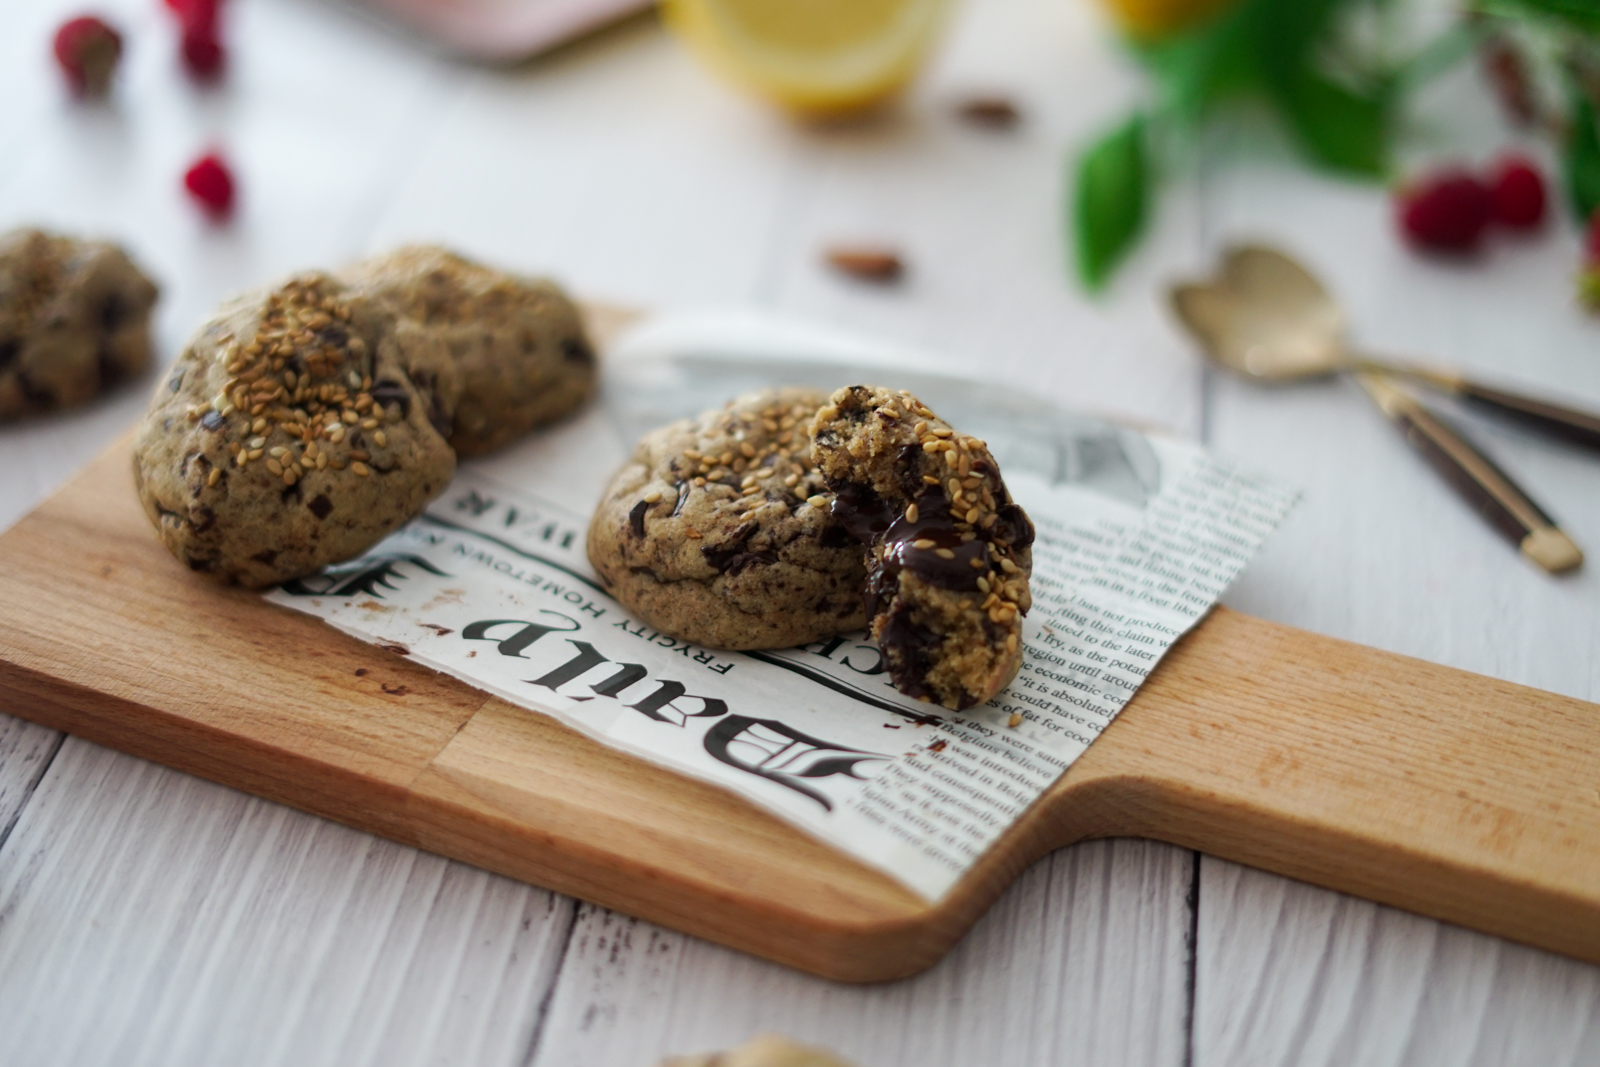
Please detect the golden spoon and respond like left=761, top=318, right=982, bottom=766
left=1171, top=244, right=1584, bottom=575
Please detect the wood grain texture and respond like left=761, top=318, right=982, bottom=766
left=0, top=428, right=1595, bottom=981
left=1194, top=857, right=1600, bottom=1067
left=529, top=841, right=1192, bottom=1067
left=0, top=737, right=577, bottom=1067
left=0, top=713, right=61, bottom=849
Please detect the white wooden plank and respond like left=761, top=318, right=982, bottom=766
left=1194, top=859, right=1600, bottom=1067
left=0, top=737, right=577, bottom=1067
left=0, top=712, right=62, bottom=848
left=359, top=14, right=809, bottom=310
left=531, top=840, right=1194, bottom=1067
left=1191, top=63, right=1600, bottom=1067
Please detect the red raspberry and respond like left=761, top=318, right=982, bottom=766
left=166, top=0, right=224, bottom=81
left=168, top=0, right=220, bottom=34
left=1488, top=155, right=1546, bottom=230
left=1396, top=169, right=1492, bottom=253
left=53, top=15, right=122, bottom=98
left=180, top=26, right=225, bottom=80
left=184, top=153, right=236, bottom=220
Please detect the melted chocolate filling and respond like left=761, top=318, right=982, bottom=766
left=879, top=494, right=987, bottom=592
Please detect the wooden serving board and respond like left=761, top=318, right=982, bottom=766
left=0, top=434, right=1596, bottom=983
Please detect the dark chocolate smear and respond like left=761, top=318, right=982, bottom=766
left=561, top=336, right=595, bottom=364
left=307, top=494, right=333, bottom=520
left=371, top=379, right=411, bottom=418
left=830, top=481, right=895, bottom=543
left=878, top=606, right=946, bottom=706
left=717, top=550, right=778, bottom=576
left=700, top=522, right=758, bottom=571
left=879, top=493, right=986, bottom=592
left=995, top=502, right=1034, bottom=548
left=819, top=522, right=855, bottom=549
left=628, top=499, right=648, bottom=538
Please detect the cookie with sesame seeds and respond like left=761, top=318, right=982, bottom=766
left=0, top=228, right=158, bottom=419
left=588, top=387, right=868, bottom=650
left=810, top=384, right=1034, bottom=711
left=132, top=271, right=459, bottom=588
left=342, top=245, right=596, bottom=457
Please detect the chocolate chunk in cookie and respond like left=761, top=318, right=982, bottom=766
left=0, top=228, right=158, bottom=418
left=588, top=387, right=868, bottom=650
left=133, top=272, right=457, bottom=587
left=811, top=385, right=1033, bottom=710
left=342, top=246, right=595, bottom=456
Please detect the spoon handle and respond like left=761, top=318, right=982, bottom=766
left=1455, top=381, right=1600, bottom=452
left=1379, top=363, right=1600, bottom=453
left=1355, top=372, right=1583, bottom=575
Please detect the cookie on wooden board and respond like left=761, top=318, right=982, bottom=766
left=342, top=245, right=596, bottom=456
left=133, top=271, right=458, bottom=588
left=0, top=228, right=158, bottom=418
left=811, top=384, right=1034, bottom=710
left=588, top=387, right=869, bottom=650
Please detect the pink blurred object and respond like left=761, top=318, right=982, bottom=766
left=356, top=0, right=652, bottom=59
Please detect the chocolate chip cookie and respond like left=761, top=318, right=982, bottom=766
left=133, top=271, right=458, bottom=588
left=811, top=385, right=1034, bottom=710
left=588, top=387, right=868, bottom=650
left=342, top=245, right=595, bottom=456
left=0, top=228, right=158, bottom=418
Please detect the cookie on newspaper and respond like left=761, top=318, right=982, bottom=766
left=133, top=271, right=458, bottom=588
left=810, top=384, right=1034, bottom=710
left=342, top=245, right=596, bottom=456
left=660, top=1033, right=857, bottom=1067
left=588, top=387, right=868, bottom=650
left=0, top=228, right=158, bottom=418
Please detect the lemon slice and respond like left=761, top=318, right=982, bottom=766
left=662, top=0, right=951, bottom=115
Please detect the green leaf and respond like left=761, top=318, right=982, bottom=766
left=1479, top=0, right=1600, bottom=33
left=1565, top=90, right=1600, bottom=222
left=1268, top=69, right=1389, bottom=175
left=1072, top=114, right=1149, bottom=291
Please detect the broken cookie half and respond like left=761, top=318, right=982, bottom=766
left=811, top=384, right=1034, bottom=711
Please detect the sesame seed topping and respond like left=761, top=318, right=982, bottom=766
left=351, top=461, right=370, bottom=476
left=686, top=528, right=702, bottom=539
left=935, top=548, right=956, bottom=560
left=912, top=538, right=936, bottom=550
left=644, top=490, right=663, bottom=503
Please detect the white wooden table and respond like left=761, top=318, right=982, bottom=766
left=2, top=0, right=1598, bottom=1063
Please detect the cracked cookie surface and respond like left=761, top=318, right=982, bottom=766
left=588, top=387, right=868, bottom=650
left=0, top=228, right=158, bottom=418
left=133, top=271, right=458, bottom=588
left=342, top=245, right=596, bottom=457
left=811, top=384, right=1034, bottom=710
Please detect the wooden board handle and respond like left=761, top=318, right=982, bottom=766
left=1035, top=608, right=1600, bottom=965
